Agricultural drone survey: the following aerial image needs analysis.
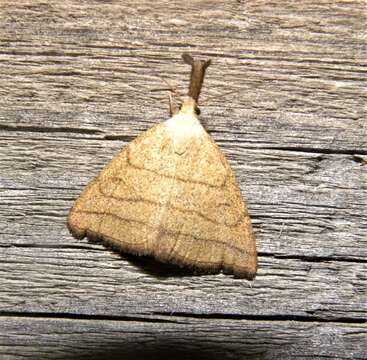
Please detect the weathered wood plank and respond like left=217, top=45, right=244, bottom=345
left=0, top=0, right=366, bottom=359
left=0, top=246, right=365, bottom=321
left=1, top=134, right=365, bottom=259
left=1, top=316, right=366, bottom=360
left=0, top=1, right=366, bottom=153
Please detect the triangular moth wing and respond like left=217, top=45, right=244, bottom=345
left=68, top=114, right=257, bottom=279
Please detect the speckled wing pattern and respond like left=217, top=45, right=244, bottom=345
left=68, top=119, right=257, bottom=279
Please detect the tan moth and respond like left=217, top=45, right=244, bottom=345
left=67, top=54, right=257, bottom=279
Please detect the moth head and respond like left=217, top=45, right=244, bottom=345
left=179, top=96, right=200, bottom=117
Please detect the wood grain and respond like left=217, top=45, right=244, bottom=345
left=1, top=246, right=365, bottom=320
left=0, top=0, right=366, bottom=359
left=1, top=316, right=366, bottom=360
left=1, top=135, right=365, bottom=260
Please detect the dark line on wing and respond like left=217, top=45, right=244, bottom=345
left=72, top=221, right=253, bottom=270
left=74, top=210, right=253, bottom=257
left=126, top=147, right=228, bottom=189
left=97, top=181, right=247, bottom=228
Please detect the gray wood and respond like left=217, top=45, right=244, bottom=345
left=1, top=246, right=366, bottom=320
left=1, top=135, right=366, bottom=259
left=0, top=0, right=366, bottom=359
left=1, top=316, right=366, bottom=360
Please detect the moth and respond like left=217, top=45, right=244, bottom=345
left=68, top=54, right=257, bottom=279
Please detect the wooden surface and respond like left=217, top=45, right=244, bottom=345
left=0, top=1, right=366, bottom=359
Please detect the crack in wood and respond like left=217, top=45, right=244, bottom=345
left=0, top=311, right=364, bottom=325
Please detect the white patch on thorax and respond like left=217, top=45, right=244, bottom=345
left=164, top=112, right=205, bottom=155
